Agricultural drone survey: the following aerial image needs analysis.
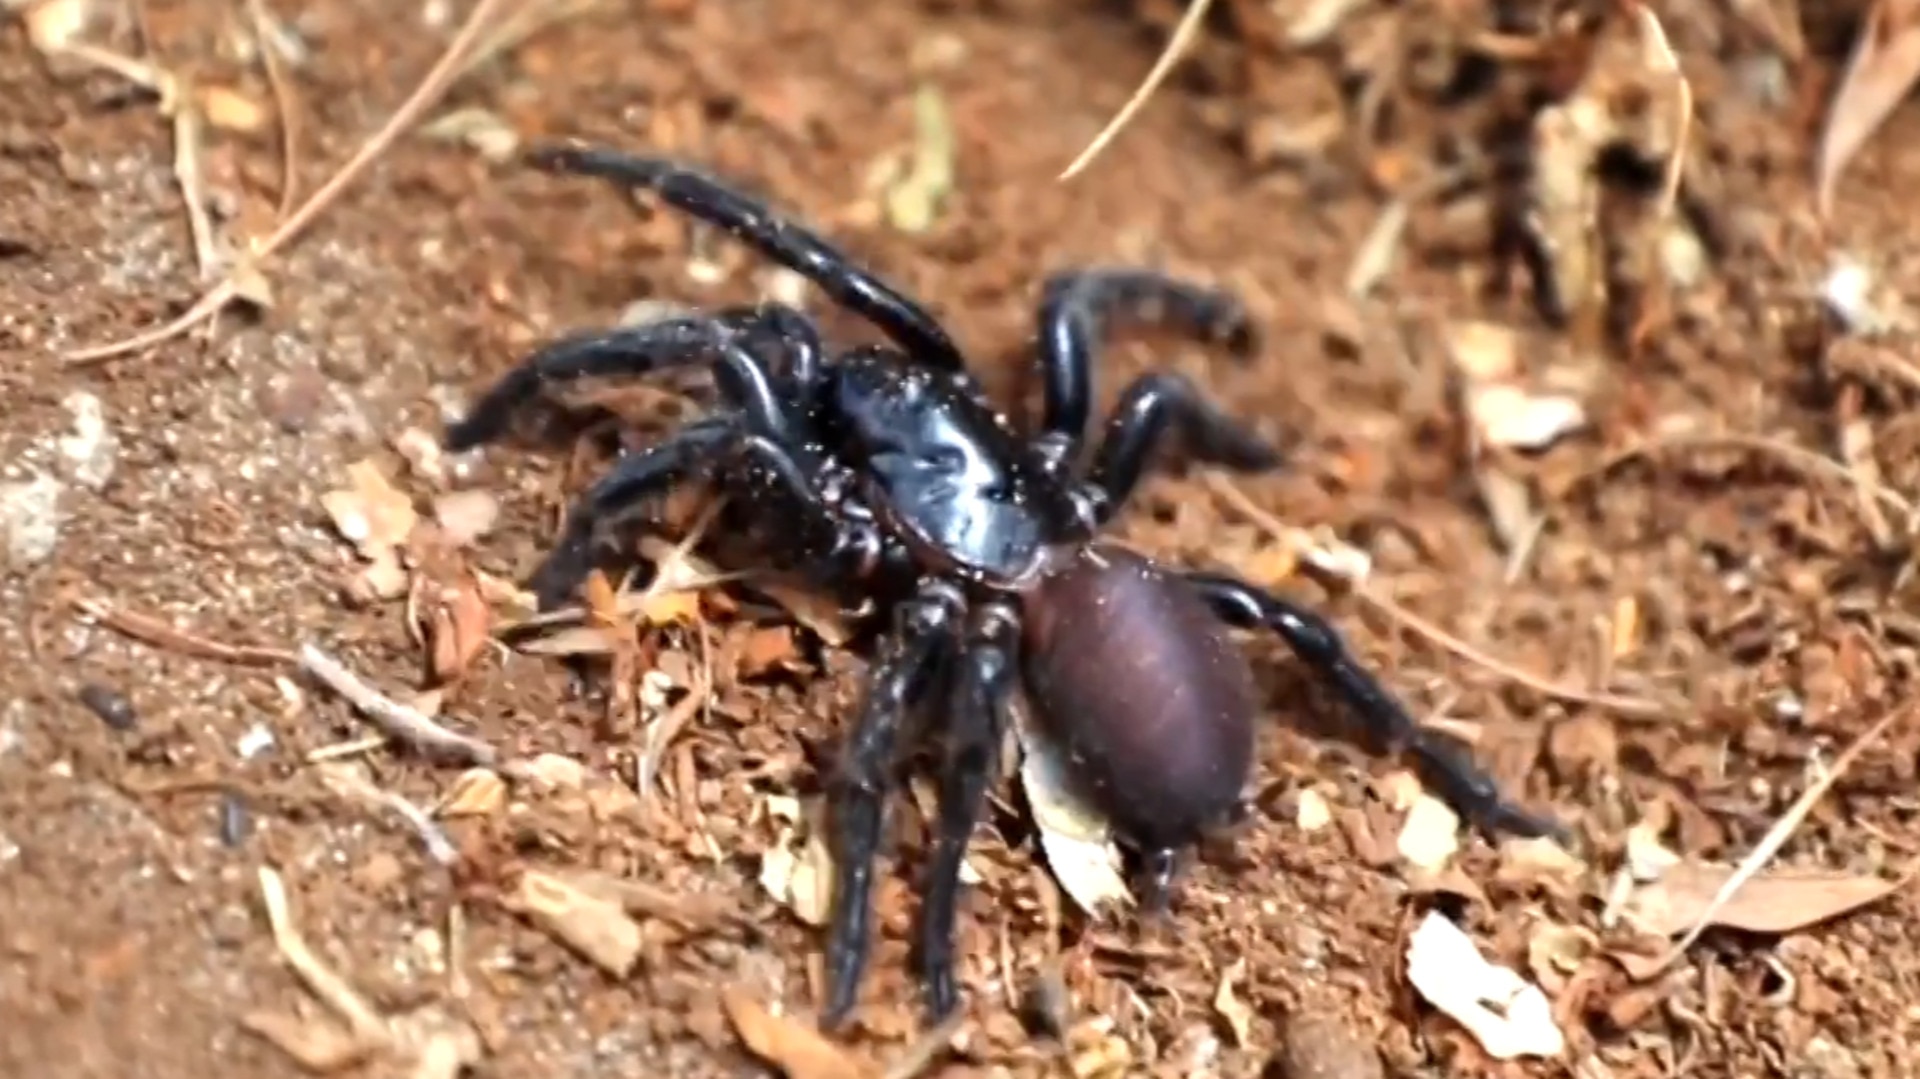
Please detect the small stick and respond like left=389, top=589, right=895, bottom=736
left=257, top=867, right=389, bottom=1045
left=72, top=596, right=296, bottom=666
left=168, top=79, right=219, bottom=279
left=315, top=760, right=461, bottom=865
left=298, top=643, right=504, bottom=770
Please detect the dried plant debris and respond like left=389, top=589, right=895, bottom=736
left=758, top=796, right=836, bottom=928
left=1618, top=860, right=1910, bottom=940
left=880, top=83, right=956, bottom=233
left=1405, top=911, right=1566, bottom=1060
left=1496, top=3, right=1702, bottom=342
left=1014, top=700, right=1132, bottom=916
left=724, top=989, right=876, bottom=1079
left=1817, top=0, right=1920, bottom=218
left=245, top=868, right=482, bottom=1077
left=505, top=868, right=644, bottom=977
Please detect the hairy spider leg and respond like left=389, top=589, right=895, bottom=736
left=1032, top=269, right=1260, bottom=469
left=1079, top=373, right=1282, bottom=523
left=821, top=583, right=962, bottom=1030
left=912, top=605, right=1018, bottom=1021
left=528, top=144, right=967, bottom=372
left=445, top=317, right=807, bottom=452
left=1182, top=574, right=1570, bottom=844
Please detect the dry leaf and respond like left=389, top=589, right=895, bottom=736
left=759, top=826, right=834, bottom=927
left=1016, top=702, right=1131, bottom=916
left=1213, top=958, right=1253, bottom=1047
left=1817, top=0, right=1920, bottom=218
left=1066, top=1018, right=1135, bottom=1079
left=1396, top=791, right=1462, bottom=871
left=1526, top=923, right=1597, bottom=994
left=419, top=105, right=521, bottom=163
left=507, top=869, right=642, bottom=977
left=198, top=83, right=267, bottom=132
left=757, top=578, right=856, bottom=646
left=436, top=768, right=506, bottom=818
left=1468, top=383, right=1588, bottom=451
left=423, top=576, right=491, bottom=683
left=1619, top=861, right=1904, bottom=938
left=1294, top=788, right=1332, bottom=832
left=1445, top=319, right=1520, bottom=382
left=322, top=460, right=418, bottom=559
left=431, top=490, right=498, bottom=547
left=22, top=0, right=92, bottom=53
left=1496, top=834, right=1586, bottom=888
left=737, top=624, right=800, bottom=677
left=723, top=989, right=873, bottom=1079
left=1405, top=911, right=1566, bottom=1060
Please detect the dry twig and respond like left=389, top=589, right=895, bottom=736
left=298, top=643, right=517, bottom=774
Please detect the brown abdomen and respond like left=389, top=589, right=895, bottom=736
left=1018, top=544, right=1257, bottom=851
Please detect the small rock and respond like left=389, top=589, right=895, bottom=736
left=0, top=471, right=63, bottom=570
left=77, top=683, right=137, bottom=731
left=57, top=391, right=117, bottom=490
left=1270, top=1010, right=1384, bottom=1079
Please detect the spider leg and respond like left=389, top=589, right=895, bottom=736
left=822, top=582, right=962, bottom=1031
left=1183, top=573, right=1569, bottom=844
left=447, top=316, right=812, bottom=452
left=913, top=604, right=1017, bottom=1022
left=528, top=144, right=967, bottom=372
left=1032, top=269, right=1258, bottom=468
left=718, top=301, right=826, bottom=404
left=1080, top=373, right=1281, bottom=523
left=529, top=422, right=849, bottom=610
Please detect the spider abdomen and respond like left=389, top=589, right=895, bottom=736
left=1018, top=544, right=1258, bottom=852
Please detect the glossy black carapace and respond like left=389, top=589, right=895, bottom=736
left=447, top=142, right=1566, bottom=1032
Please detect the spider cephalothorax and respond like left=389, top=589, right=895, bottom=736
left=448, top=143, right=1564, bottom=1030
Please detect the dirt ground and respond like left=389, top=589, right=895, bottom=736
left=6, top=0, right=1920, bottom=1076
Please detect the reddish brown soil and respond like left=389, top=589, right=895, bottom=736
left=4, top=1, right=1920, bottom=1077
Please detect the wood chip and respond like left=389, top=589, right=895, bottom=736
left=506, top=869, right=643, bottom=977
left=723, top=989, right=874, bottom=1079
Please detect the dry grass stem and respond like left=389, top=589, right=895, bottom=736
left=1057, top=0, right=1215, bottom=180
left=64, top=0, right=518, bottom=364
left=246, top=0, right=303, bottom=222
left=257, top=867, right=388, bottom=1044
left=71, top=595, right=296, bottom=666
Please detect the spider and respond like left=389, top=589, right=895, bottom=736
left=447, top=143, right=1566, bottom=1030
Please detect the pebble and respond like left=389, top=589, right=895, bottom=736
left=1270, top=1009, right=1383, bottom=1079
left=77, top=683, right=137, bottom=731
left=57, top=390, right=117, bottom=491
left=0, top=471, right=63, bottom=570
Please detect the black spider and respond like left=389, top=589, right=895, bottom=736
left=447, top=143, right=1566, bottom=1030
